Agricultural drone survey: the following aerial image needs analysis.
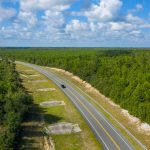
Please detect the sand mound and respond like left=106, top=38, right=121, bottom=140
left=121, top=110, right=150, bottom=134
left=139, top=123, right=150, bottom=133
left=50, top=67, right=73, bottom=76
left=40, top=101, right=65, bottom=107
left=45, top=122, right=81, bottom=135
left=37, top=88, right=56, bottom=92
left=121, top=110, right=140, bottom=124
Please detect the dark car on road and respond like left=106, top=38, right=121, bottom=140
left=61, top=84, right=66, bottom=88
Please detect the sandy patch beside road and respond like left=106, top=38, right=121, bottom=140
left=45, top=122, right=81, bottom=135
left=37, top=88, right=56, bottom=92
left=40, top=101, right=65, bottom=107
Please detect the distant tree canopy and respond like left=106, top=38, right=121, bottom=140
left=0, top=48, right=150, bottom=124
left=0, top=59, right=32, bottom=150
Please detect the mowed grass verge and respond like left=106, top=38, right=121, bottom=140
left=16, top=64, right=101, bottom=150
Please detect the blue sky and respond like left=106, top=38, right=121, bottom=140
left=0, top=0, right=150, bottom=47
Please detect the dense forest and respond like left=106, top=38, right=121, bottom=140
left=0, top=48, right=150, bottom=125
left=0, top=59, right=32, bottom=150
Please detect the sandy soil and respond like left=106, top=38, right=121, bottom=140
left=45, top=122, right=81, bottom=135
left=40, top=101, right=65, bottom=107
left=37, top=88, right=56, bottom=92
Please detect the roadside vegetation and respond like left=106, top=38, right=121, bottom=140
left=0, top=48, right=150, bottom=124
left=0, top=59, right=32, bottom=150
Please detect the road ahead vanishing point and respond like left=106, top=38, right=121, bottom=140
left=17, top=61, right=146, bottom=150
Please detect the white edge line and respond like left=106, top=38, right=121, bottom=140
left=65, top=75, right=147, bottom=150
left=36, top=67, right=110, bottom=150
left=16, top=61, right=147, bottom=150
left=42, top=65, right=146, bottom=150
left=65, top=89, right=110, bottom=150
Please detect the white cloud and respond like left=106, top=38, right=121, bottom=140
left=8, top=0, right=73, bottom=40
left=18, top=11, right=37, bottom=27
left=64, top=15, right=150, bottom=44
left=65, top=20, right=90, bottom=39
left=64, top=0, right=149, bottom=43
left=0, top=7, right=16, bottom=22
left=42, top=10, right=65, bottom=27
left=39, top=10, right=66, bottom=40
left=66, top=20, right=88, bottom=31
left=15, top=0, right=74, bottom=36
left=0, top=0, right=150, bottom=46
left=110, top=22, right=134, bottom=31
left=84, top=0, right=122, bottom=22
left=126, top=13, right=144, bottom=24
left=20, top=0, right=73, bottom=12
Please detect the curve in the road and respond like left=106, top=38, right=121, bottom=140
left=16, top=61, right=146, bottom=150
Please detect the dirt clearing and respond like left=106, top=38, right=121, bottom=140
left=40, top=101, right=65, bottom=107
left=45, top=122, right=81, bottom=135
left=37, top=88, right=56, bottom=92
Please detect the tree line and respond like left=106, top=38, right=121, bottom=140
left=0, top=48, right=150, bottom=124
left=0, top=59, right=32, bottom=150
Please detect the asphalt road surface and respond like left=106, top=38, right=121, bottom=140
left=17, top=61, right=146, bottom=150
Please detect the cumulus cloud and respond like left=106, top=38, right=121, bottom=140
left=20, top=0, right=73, bottom=12
left=126, top=13, right=144, bottom=24
left=42, top=10, right=65, bottom=27
left=0, top=0, right=150, bottom=46
left=110, top=22, right=134, bottom=31
left=84, top=0, right=122, bottom=22
left=65, top=0, right=150, bottom=44
left=0, top=7, right=16, bottom=22
left=40, top=10, right=66, bottom=40
left=14, top=0, right=75, bottom=37
left=18, top=11, right=37, bottom=27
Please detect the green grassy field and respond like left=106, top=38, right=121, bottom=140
left=16, top=64, right=101, bottom=150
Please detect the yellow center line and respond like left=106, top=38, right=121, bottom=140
left=67, top=88, right=121, bottom=150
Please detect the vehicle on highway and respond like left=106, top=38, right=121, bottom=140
left=61, top=84, right=66, bottom=88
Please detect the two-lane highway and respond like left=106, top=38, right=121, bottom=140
left=17, top=61, right=144, bottom=150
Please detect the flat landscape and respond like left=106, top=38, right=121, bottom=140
left=0, top=0, right=150, bottom=149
